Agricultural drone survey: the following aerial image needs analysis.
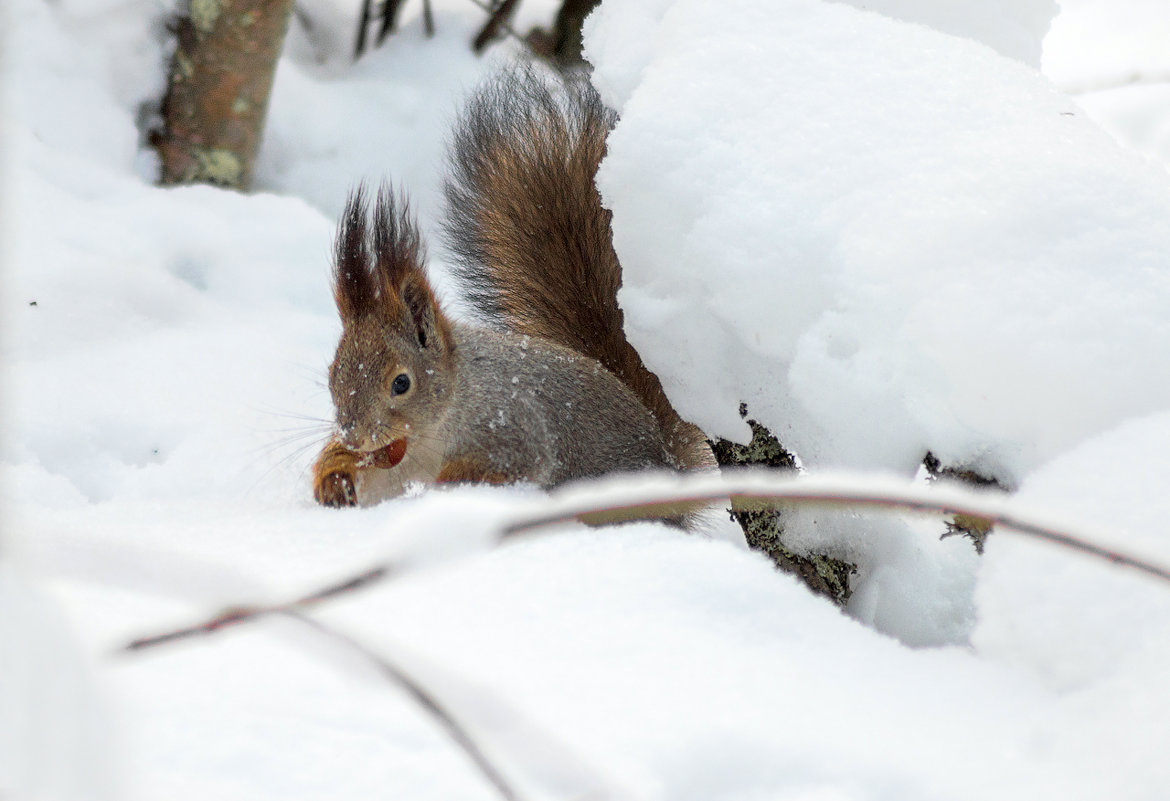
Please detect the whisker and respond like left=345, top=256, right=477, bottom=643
left=234, top=405, right=339, bottom=500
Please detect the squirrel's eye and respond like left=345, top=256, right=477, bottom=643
left=390, top=373, right=411, bottom=396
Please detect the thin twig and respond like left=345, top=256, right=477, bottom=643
left=473, top=0, right=519, bottom=52
left=500, top=473, right=1170, bottom=584
left=464, top=0, right=527, bottom=45
left=280, top=610, right=522, bottom=801
left=125, top=472, right=1170, bottom=656
left=124, top=565, right=391, bottom=651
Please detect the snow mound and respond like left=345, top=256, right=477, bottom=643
left=975, top=411, right=1170, bottom=689
left=973, top=412, right=1170, bottom=797
left=588, top=0, right=1170, bottom=487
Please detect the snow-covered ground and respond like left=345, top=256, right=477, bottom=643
left=4, top=0, right=1170, bottom=799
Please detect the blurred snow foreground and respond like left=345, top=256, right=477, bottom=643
left=5, top=0, right=1170, bottom=799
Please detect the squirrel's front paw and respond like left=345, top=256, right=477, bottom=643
left=312, top=438, right=361, bottom=507
left=314, top=470, right=357, bottom=507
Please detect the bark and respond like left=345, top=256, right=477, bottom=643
left=923, top=451, right=1011, bottom=554
left=155, top=0, right=294, bottom=189
left=710, top=405, right=856, bottom=607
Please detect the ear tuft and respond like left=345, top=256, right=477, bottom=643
left=333, top=185, right=377, bottom=321
left=332, top=182, right=449, bottom=349
left=373, top=183, right=427, bottom=298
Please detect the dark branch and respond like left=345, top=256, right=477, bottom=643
left=472, top=0, right=519, bottom=52
left=464, top=0, right=526, bottom=46
left=422, top=0, right=435, bottom=37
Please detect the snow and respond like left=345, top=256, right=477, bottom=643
left=971, top=412, right=1170, bottom=798
left=976, top=411, right=1170, bottom=690
left=1042, top=0, right=1170, bottom=166
left=591, top=0, right=1170, bottom=481
left=588, top=0, right=1170, bottom=639
left=5, top=0, right=1170, bottom=799
left=829, top=0, right=1058, bottom=67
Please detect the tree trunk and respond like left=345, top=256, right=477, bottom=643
left=154, top=0, right=294, bottom=189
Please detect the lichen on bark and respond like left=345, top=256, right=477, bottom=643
left=154, top=0, right=293, bottom=189
left=711, top=405, right=856, bottom=607
left=922, top=451, right=1010, bottom=554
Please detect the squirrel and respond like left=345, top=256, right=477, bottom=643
left=312, top=66, right=714, bottom=508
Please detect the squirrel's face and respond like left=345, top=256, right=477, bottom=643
left=329, top=312, right=455, bottom=453
left=327, top=185, right=456, bottom=456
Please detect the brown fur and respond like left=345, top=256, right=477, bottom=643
left=327, top=187, right=457, bottom=454
left=435, top=457, right=512, bottom=485
left=315, top=187, right=462, bottom=505
left=443, top=66, right=714, bottom=470
left=313, top=437, right=360, bottom=507
left=333, top=184, right=455, bottom=354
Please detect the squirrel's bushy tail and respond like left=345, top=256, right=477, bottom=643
left=443, top=65, right=713, bottom=470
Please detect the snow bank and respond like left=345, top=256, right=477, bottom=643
left=1043, top=0, right=1170, bottom=87
left=589, top=0, right=1170, bottom=485
left=585, top=0, right=1057, bottom=108
left=975, top=412, right=1170, bottom=688
left=586, top=0, right=1170, bottom=643
left=318, top=516, right=1051, bottom=801
left=4, top=127, right=335, bottom=508
left=973, top=412, right=1170, bottom=796
left=5, top=0, right=168, bottom=173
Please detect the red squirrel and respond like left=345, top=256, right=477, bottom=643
left=313, top=66, right=713, bottom=507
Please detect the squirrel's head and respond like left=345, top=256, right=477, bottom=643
left=328, top=185, right=456, bottom=452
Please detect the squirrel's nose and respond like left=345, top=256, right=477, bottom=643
left=338, top=423, right=379, bottom=452
left=337, top=421, right=361, bottom=448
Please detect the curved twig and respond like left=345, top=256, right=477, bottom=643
left=123, top=569, right=523, bottom=801
left=501, top=472, right=1170, bottom=584
left=124, top=565, right=392, bottom=651
left=125, top=473, right=1170, bottom=657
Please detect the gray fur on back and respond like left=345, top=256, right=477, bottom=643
left=447, top=324, right=673, bottom=486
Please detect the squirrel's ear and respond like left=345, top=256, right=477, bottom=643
left=372, top=184, right=424, bottom=294
left=333, top=186, right=377, bottom=322
left=400, top=274, right=453, bottom=352
left=371, top=184, right=453, bottom=351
